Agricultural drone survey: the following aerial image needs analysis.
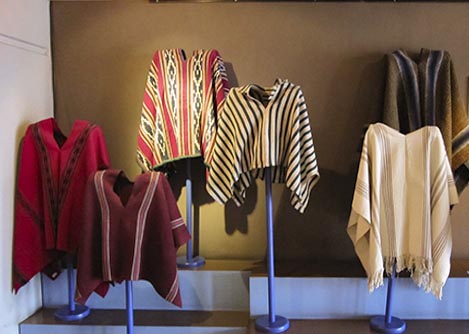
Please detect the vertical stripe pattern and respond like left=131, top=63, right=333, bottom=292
left=424, top=51, right=444, bottom=125
left=207, top=79, right=319, bottom=213
left=31, top=123, right=96, bottom=241
left=137, top=49, right=229, bottom=171
left=94, top=171, right=112, bottom=281
left=392, top=50, right=421, bottom=131
left=347, top=123, right=458, bottom=299
left=375, top=125, right=397, bottom=260
left=384, top=48, right=469, bottom=193
left=77, top=170, right=189, bottom=307
left=130, top=172, right=159, bottom=280
left=31, top=124, right=58, bottom=234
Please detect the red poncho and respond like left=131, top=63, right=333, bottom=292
left=75, top=170, right=190, bottom=307
left=13, top=118, right=110, bottom=292
left=136, top=49, right=230, bottom=171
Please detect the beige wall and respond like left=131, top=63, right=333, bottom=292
left=51, top=1, right=469, bottom=261
left=1, top=0, right=54, bottom=333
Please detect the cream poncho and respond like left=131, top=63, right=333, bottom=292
left=348, top=123, right=458, bottom=299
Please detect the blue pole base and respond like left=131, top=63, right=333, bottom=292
left=177, top=255, right=205, bottom=268
left=370, top=315, right=406, bottom=334
left=255, top=315, right=290, bottom=333
left=54, top=304, right=90, bottom=321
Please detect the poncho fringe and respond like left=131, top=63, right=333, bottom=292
left=368, top=255, right=444, bottom=299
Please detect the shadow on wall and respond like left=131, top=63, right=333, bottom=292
left=273, top=167, right=359, bottom=262
left=224, top=182, right=258, bottom=235
left=267, top=54, right=386, bottom=263
left=166, top=155, right=258, bottom=237
left=164, top=54, right=385, bottom=261
left=166, top=157, right=214, bottom=257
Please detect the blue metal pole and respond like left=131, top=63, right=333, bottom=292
left=54, top=254, right=90, bottom=321
left=254, top=167, right=290, bottom=333
left=186, top=161, right=193, bottom=262
left=177, top=159, right=205, bottom=268
left=67, top=255, right=76, bottom=313
left=265, top=167, right=276, bottom=324
left=385, top=263, right=397, bottom=324
left=126, top=281, right=134, bottom=334
left=369, top=262, right=406, bottom=333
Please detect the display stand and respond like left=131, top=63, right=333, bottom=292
left=54, top=254, right=90, bottom=321
left=177, top=159, right=205, bottom=268
left=255, top=167, right=290, bottom=333
left=369, top=263, right=406, bottom=334
left=125, top=281, right=134, bottom=334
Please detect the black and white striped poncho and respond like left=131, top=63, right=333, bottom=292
left=207, top=79, right=319, bottom=213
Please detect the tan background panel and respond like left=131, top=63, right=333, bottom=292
left=51, top=1, right=469, bottom=261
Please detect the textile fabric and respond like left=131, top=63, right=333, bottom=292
left=13, top=118, right=110, bottom=292
left=383, top=49, right=469, bottom=192
left=348, top=123, right=458, bottom=299
left=207, top=79, right=319, bottom=213
left=76, top=170, right=190, bottom=307
left=137, top=49, right=230, bottom=172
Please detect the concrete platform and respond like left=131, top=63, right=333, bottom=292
left=20, top=308, right=249, bottom=334
left=26, top=259, right=469, bottom=334
left=42, top=260, right=254, bottom=311
left=250, top=276, right=469, bottom=319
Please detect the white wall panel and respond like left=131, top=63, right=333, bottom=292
left=0, top=1, right=53, bottom=333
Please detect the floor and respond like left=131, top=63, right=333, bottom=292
left=21, top=259, right=469, bottom=333
left=21, top=308, right=469, bottom=334
left=247, top=319, right=469, bottom=334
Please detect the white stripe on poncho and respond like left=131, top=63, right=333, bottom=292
left=347, top=123, right=458, bottom=299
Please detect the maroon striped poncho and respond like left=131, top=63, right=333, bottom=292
left=75, top=170, right=190, bottom=307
